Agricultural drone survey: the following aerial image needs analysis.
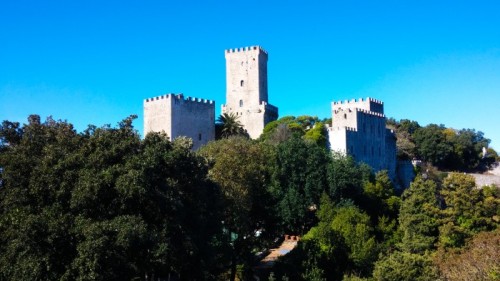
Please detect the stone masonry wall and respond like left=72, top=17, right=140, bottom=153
left=144, top=94, right=215, bottom=150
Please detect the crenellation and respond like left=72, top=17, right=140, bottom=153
left=332, top=97, right=383, bottom=106
left=224, top=45, right=268, bottom=55
left=145, top=93, right=215, bottom=106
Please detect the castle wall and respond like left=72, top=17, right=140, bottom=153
left=385, top=129, right=397, bottom=179
left=328, top=127, right=349, bottom=154
left=144, top=94, right=215, bottom=150
left=222, top=46, right=278, bottom=139
left=144, top=94, right=173, bottom=136
left=397, top=160, right=415, bottom=189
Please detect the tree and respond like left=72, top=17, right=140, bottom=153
left=361, top=171, right=401, bottom=251
left=0, top=115, right=82, bottom=280
left=0, top=116, right=224, bottom=280
left=216, top=112, right=248, bottom=139
left=271, top=137, right=330, bottom=233
left=438, top=173, right=497, bottom=248
left=260, top=115, right=325, bottom=145
left=303, top=122, right=328, bottom=147
left=273, top=195, right=348, bottom=281
left=372, top=251, right=438, bottom=281
left=414, top=124, right=454, bottom=169
left=198, top=137, right=276, bottom=280
left=326, top=153, right=365, bottom=203
left=452, top=129, right=490, bottom=171
left=434, top=229, right=500, bottom=281
left=398, top=176, right=440, bottom=253
left=286, top=195, right=378, bottom=279
left=329, top=205, right=378, bottom=275
left=362, top=170, right=400, bottom=219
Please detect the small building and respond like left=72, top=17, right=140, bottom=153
left=143, top=93, right=215, bottom=150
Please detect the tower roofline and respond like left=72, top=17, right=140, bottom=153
left=144, top=93, right=214, bottom=105
left=332, top=97, right=383, bottom=106
left=225, top=45, right=268, bottom=55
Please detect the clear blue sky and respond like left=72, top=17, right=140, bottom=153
left=1, top=0, right=499, bottom=149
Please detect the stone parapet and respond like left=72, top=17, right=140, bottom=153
left=225, top=45, right=268, bottom=55
left=144, top=93, right=214, bottom=105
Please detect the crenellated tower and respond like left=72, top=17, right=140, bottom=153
left=328, top=97, right=396, bottom=179
left=222, top=46, right=278, bottom=139
left=143, top=93, right=215, bottom=150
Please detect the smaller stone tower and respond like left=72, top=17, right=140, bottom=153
left=143, top=93, right=215, bottom=150
left=222, top=46, right=278, bottom=139
left=328, top=98, right=396, bottom=178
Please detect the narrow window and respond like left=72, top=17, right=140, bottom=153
left=239, top=100, right=243, bottom=107
left=344, top=113, right=347, bottom=119
left=240, top=80, right=244, bottom=87
left=198, top=133, right=202, bottom=141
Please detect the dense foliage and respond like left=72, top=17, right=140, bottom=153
left=387, top=118, right=498, bottom=171
left=0, top=114, right=498, bottom=280
left=0, top=116, right=224, bottom=280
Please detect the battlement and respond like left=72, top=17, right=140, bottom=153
left=333, top=107, right=384, bottom=117
left=354, top=108, right=385, bottom=118
left=144, top=93, right=214, bottom=105
left=328, top=126, right=358, bottom=132
left=225, top=45, right=268, bottom=55
left=332, top=97, right=383, bottom=106
left=332, top=97, right=384, bottom=114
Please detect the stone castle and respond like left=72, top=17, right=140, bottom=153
left=143, top=45, right=398, bottom=178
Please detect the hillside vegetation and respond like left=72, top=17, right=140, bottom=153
left=0, top=115, right=498, bottom=281
left=387, top=118, right=498, bottom=171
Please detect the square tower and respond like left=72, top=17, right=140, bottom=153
left=222, top=46, right=278, bottom=139
left=144, top=93, right=215, bottom=150
left=328, top=97, right=396, bottom=178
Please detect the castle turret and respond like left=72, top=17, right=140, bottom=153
left=222, top=46, right=278, bottom=139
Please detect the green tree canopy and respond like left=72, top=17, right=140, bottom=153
left=0, top=115, right=224, bottom=280
left=271, top=137, right=330, bottom=234
left=398, top=176, right=440, bottom=253
left=198, top=137, right=276, bottom=280
left=216, top=112, right=249, bottom=139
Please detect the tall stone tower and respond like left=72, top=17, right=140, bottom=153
left=222, top=46, right=278, bottom=139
